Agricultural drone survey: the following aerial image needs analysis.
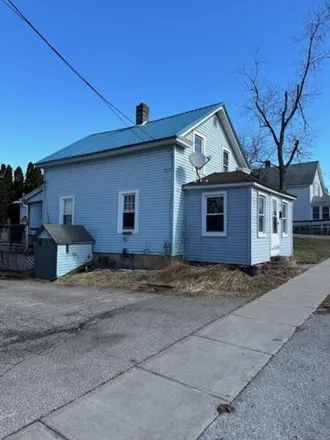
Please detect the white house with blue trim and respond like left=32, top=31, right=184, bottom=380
left=34, top=102, right=296, bottom=268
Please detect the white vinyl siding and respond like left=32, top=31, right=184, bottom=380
left=57, top=244, right=93, bottom=277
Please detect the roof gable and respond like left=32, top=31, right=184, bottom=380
left=253, top=161, right=319, bottom=187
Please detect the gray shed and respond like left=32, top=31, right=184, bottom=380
left=34, top=224, right=95, bottom=280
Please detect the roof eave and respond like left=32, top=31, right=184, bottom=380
left=184, top=181, right=296, bottom=200
left=14, top=185, right=43, bottom=203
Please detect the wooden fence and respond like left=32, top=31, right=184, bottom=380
left=0, top=225, right=34, bottom=272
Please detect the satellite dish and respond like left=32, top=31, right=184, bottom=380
left=189, top=152, right=207, bottom=169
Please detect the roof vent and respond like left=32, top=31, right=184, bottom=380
left=136, top=103, right=149, bottom=125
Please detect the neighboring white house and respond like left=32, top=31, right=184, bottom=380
left=14, top=185, right=43, bottom=230
left=253, top=161, right=329, bottom=222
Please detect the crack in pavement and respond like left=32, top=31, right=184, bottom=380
left=0, top=307, right=127, bottom=348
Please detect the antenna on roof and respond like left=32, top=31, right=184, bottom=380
left=189, top=152, right=211, bottom=182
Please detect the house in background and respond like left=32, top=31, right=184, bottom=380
left=14, top=185, right=43, bottom=231
left=253, top=161, right=329, bottom=222
left=34, top=102, right=295, bottom=269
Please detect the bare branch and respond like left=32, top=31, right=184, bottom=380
left=238, top=3, right=330, bottom=190
left=286, top=140, right=300, bottom=168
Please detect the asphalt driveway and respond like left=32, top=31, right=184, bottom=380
left=0, top=279, right=244, bottom=438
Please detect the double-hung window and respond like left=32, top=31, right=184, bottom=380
left=59, top=197, right=74, bottom=225
left=313, top=206, right=320, bottom=220
left=322, top=206, right=330, bottom=220
left=118, top=190, right=139, bottom=233
left=258, top=194, right=266, bottom=236
left=202, top=192, right=226, bottom=236
left=223, top=150, right=230, bottom=172
left=282, top=201, right=288, bottom=235
left=194, top=133, right=205, bottom=154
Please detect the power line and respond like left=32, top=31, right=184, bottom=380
left=1, top=0, right=155, bottom=143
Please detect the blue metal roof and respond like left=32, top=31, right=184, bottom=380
left=37, top=102, right=223, bottom=165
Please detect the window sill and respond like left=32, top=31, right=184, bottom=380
left=119, top=230, right=137, bottom=235
left=258, top=232, right=267, bottom=238
left=282, top=233, right=288, bottom=238
left=202, top=231, right=226, bottom=237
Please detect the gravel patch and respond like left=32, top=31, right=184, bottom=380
left=200, top=312, right=330, bottom=440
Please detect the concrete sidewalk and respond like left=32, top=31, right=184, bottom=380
left=7, top=259, right=330, bottom=440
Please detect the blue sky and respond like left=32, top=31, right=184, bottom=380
left=0, top=0, right=329, bottom=182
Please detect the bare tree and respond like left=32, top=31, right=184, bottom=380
left=239, top=129, right=270, bottom=169
left=241, top=4, right=330, bottom=190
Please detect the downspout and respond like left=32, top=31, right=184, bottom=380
left=171, top=146, right=176, bottom=257
left=248, top=187, right=252, bottom=265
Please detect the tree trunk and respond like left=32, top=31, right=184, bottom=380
left=279, top=167, right=286, bottom=191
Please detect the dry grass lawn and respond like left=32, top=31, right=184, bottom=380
left=294, top=236, right=330, bottom=264
left=59, top=237, right=330, bottom=299
left=59, top=262, right=302, bottom=300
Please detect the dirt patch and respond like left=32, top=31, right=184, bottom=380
left=58, top=261, right=304, bottom=300
left=217, top=403, right=235, bottom=414
left=316, top=295, right=330, bottom=314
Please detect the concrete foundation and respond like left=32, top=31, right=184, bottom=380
left=93, top=252, right=180, bottom=270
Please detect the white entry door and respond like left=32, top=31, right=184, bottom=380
left=271, top=198, right=280, bottom=256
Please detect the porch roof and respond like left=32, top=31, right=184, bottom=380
left=184, top=171, right=296, bottom=199
left=312, top=195, right=330, bottom=205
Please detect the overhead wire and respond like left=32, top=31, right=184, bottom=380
left=1, top=0, right=155, bottom=143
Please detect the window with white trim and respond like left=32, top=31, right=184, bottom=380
left=202, top=192, right=226, bottom=236
left=223, top=150, right=230, bottom=172
left=194, top=133, right=205, bottom=154
left=60, top=197, right=74, bottom=225
left=322, top=206, right=330, bottom=220
left=313, top=206, right=320, bottom=220
left=118, top=190, right=139, bottom=233
left=282, top=201, right=288, bottom=235
left=258, top=194, right=266, bottom=235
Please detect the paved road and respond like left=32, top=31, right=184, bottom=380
left=6, top=260, right=330, bottom=440
left=0, top=280, right=243, bottom=439
left=201, top=309, right=330, bottom=440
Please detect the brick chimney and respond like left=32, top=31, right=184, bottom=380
left=265, top=160, right=271, bottom=168
left=136, top=103, right=149, bottom=125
